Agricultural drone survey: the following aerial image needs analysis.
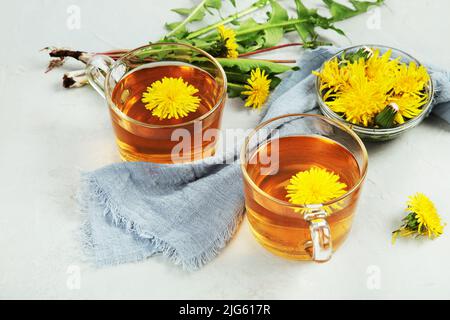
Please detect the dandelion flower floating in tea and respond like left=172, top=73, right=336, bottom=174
left=141, top=77, right=201, bottom=120
left=314, top=48, right=431, bottom=128
left=242, top=68, right=271, bottom=109
left=285, top=167, right=347, bottom=214
left=217, top=25, right=239, bottom=59
left=392, top=193, right=445, bottom=243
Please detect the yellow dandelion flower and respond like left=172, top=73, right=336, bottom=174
left=407, top=193, right=445, bottom=237
left=388, top=93, right=428, bottom=124
left=393, top=62, right=430, bottom=95
left=141, top=77, right=201, bottom=120
left=242, top=68, right=271, bottom=109
left=313, top=58, right=350, bottom=99
left=392, top=193, right=445, bottom=243
left=286, top=167, right=347, bottom=214
left=217, top=25, right=239, bottom=58
left=365, top=49, right=399, bottom=85
left=389, top=62, right=430, bottom=124
left=326, top=60, right=387, bottom=126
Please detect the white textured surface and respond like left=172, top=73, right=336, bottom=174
left=0, top=0, right=449, bottom=299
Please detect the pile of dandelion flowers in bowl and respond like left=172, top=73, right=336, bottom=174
left=314, top=47, right=432, bottom=128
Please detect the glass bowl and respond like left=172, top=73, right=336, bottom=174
left=315, top=45, right=434, bottom=142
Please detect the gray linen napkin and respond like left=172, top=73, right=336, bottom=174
left=80, top=47, right=450, bottom=270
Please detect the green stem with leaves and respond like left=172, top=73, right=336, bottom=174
left=202, top=18, right=308, bottom=41
left=239, top=19, right=307, bottom=36
left=186, top=0, right=269, bottom=39
left=228, top=83, right=245, bottom=89
left=166, top=0, right=207, bottom=38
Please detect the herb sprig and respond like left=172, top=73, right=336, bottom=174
left=165, top=0, right=385, bottom=51
left=45, top=0, right=385, bottom=107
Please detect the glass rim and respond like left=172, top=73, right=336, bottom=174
left=315, top=44, right=434, bottom=136
left=104, top=42, right=228, bottom=129
left=240, top=113, right=369, bottom=209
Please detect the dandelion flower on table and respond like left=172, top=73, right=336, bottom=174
left=217, top=25, right=239, bottom=59
left=141, top=77, right=201, bottom=120
left=392, top=193, right=445, bottom=243
left=242, top=68, right=271, bottom=109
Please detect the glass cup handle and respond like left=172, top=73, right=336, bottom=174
left=85, top=55, right=115, bottom=99
left=304, top=210, right=333, bottom=262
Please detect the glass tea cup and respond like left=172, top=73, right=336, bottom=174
left=86, top=43, right=227, bottom=163
left=240, top=114, right=368, bottom=262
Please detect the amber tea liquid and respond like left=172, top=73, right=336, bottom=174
left=110, top=62, right=224, bottom=163
left=244, top=135, right=362, bottom=260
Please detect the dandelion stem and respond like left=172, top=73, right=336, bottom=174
left=250, top=59, right=297, bottom=63
left=239, top=43, right=304, bottom=57
left=227, top=82, right=246, bottom=90
left=63, top=69, right=88, bottom=88
left=165, top=0, right=208, bottom=38
left=186, top=1, right=269, bottom=40
left=237, top=19, right=307, bottom=37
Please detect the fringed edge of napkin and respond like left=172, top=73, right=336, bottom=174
left=78, top=172, right=245, bottom=271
